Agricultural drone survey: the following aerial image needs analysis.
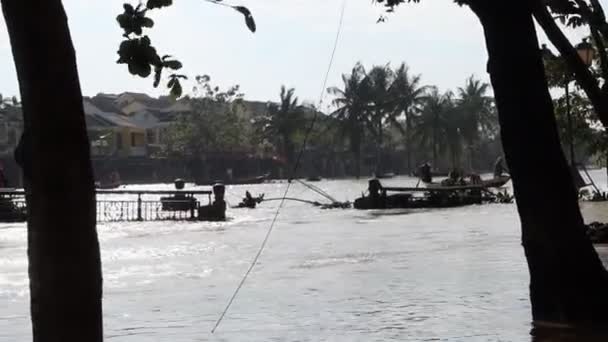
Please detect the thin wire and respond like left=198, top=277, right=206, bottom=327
left=211, top=0, right=347, bottom=333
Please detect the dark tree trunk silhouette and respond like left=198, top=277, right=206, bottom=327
left=1, top=0, right=103, bottom=340
left=471, top=0, right=608, bottom=327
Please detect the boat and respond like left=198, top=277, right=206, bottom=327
left=195, top=173, right=269, bottom=186
left=353, top=179, right=512, bottom=210
left=424, top=175, right=511, bottom=190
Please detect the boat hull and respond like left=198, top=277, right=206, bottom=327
left=425, top=175, right=510, bottom=190
left=354, top=192, right=487, bottom=210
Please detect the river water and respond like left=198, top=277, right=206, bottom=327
left=2, top=171, right=608, bottom=341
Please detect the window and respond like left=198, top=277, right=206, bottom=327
left=131, top=132, right=145, bottom=147
left=146, top=129, right=156, bottom=144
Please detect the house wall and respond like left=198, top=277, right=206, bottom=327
left=115, top=127, right=147, bottom=157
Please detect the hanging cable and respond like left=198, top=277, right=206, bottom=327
left=211, top=0, right=347, bottom=333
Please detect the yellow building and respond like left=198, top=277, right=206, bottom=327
left=84, top=101, right=147, bottom=158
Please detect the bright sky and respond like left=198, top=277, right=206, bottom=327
left=0, top=0, right=598, bottom=108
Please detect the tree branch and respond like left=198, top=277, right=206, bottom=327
left=533, top=1, right=608, bottom=127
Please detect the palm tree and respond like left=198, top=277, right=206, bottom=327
left=327, top=63, right=371, bottom=178
left=388, top=63, right=427, bottom=173
left=442, top=91, right=463, bottom=169
left=256, top=86, right=305, bottom=171
left=366, top=64, right=395, bottom=174
left=456, top=75, right=494, bottom=170
left=414, top=87, right=461, bottom=169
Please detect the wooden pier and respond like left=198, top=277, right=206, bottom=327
left=0, top=188, right=224, bottom=223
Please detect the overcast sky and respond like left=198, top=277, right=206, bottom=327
left=0, top=0, right=597, bottom=108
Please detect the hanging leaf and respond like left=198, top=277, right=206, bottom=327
left=167, top=77, right=176, bottom=89
left=233, top=6, right=256, bottom=33
left=163, top=60, right=183, bottom=70
left=153, top=65, right=163, bottom=87
left=147, top=0, right=173, bottom=10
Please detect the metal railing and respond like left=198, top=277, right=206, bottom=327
left=0, top=189, right=214, bottom=223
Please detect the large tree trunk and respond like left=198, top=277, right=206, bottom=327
left=2, top=0, right=103, bottom=340
left=471, top=0, right=608, bottom=327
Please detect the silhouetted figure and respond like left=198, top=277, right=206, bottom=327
left=239, top=190, right=264, bottom=208
left=242, top=191, right=256, bottom=208
left=369, top=178, right=382, bottom=200
left=469, top=173, right=482, bottom=185
left=419, top=163, right=432, bottom=183
left=494, top=156, right=506, bottom=178
left=448, top=168, right=460, bottom=181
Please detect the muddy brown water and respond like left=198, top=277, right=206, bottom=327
left=2, top=171, right=608, bottom=341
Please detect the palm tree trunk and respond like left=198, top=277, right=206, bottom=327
left=2, top=0, right=103, bottom=340
left=432, top=120, right=438, bottom=168
left=472, top=0, right=608, bottom=327
left=406, top=116, right=412, bottom=173
left=376, top=118, right=383, bottom=174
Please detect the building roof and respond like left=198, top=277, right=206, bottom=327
left=83, top=100, right=141, bottom=130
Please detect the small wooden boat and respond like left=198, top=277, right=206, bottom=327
left=424, top=175, right=511, bottom=190
left=354, top=191, right=488, bottom=210
left=195, top=173, right=269, bottom=186
left=353, top=179, right=511, bottom=210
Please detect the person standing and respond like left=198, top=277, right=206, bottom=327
left=494, top=156, right=507, bottom=178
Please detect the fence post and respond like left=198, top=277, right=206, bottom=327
left=190, top=193, right=196, bottom=220
left=137, top=193, right=143, bottom=221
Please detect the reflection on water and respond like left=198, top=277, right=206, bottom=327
left=1, top=170, right=608, bottom=341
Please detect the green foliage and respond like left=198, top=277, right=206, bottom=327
left=0, top=94, right=19, bottom=110
left=117, top=36, right=159, bottom=78
left=456, top=75, right=496, bottom=146
left=116, top=1, right=255, bottom=98
left=546, top=0, right=586, bottom=28
left=328, top=62, right=499, bottom=170
left=327, top=63, right=370, bottom=161
left=116, top=4, right=154, bottom=36
left=254, top=86, right=307, bottom=165
left=164, top=77, right=246, bottom=157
